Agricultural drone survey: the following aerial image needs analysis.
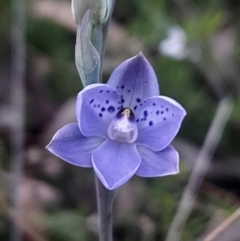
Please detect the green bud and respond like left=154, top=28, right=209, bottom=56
left=75, top=10, right=101, bottom=86
left=72, top=0, right=107, bottom=25
left=73, top=1, right=116, bottom=85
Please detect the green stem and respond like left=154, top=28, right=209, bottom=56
left=95, top=176, right=117, bottom=241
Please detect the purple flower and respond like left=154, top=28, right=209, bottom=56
left=46, top=53, right=186, bottom=190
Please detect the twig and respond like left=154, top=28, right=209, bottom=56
left=165, top=97, right=233, bottom=241
left=203, top=207, right=240, bottom=241
left=9, top=0, right=26, bottom=240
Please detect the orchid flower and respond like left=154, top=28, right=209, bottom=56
left=46, top=53, right=186, bottom=190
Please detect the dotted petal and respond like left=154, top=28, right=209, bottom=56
left=76, top=84, right=121, bottom=138
left=107, top=53, right=159, bottom=110
left=46, top=123, right=104, bottom=167
left=135, top=96, right=186, bottom=151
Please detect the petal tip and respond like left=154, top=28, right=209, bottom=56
left=182, top=107, right=187, bottom=116
left=137, top=51, right=144, bottom=57
left=135, top=51, right=147, bottom=62
left=45, top=142, right=55, bottom=156
left=45, top=141, right=53, bottom=152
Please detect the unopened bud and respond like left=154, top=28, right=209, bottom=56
left=71, top=0, right=107, bottom=25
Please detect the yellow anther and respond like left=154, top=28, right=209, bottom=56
left=121, top=108, right=131, bottom=118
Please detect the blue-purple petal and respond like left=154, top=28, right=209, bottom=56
left=107, top=53, right=159, bottom=110
left=46, top=123, right=104, bottom=167
left=92, top=139, right=141, bottom=190
left=135, top=96, right=186, bottom=151
left=76, top=84, right=121, bottom=138
left=136, top=145, right=179, bottom=177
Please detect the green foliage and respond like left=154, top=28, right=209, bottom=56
left=148, top=163, right=189, bottom=234
left=47, top=61, right=81, bottom=103
left=115, top=0, right=170, bottom=45
left=44, top=211, right=89, bottom=241
left=27, top=19, right=74, bottom=60
left=26, top=18, right=83, bottom=102
left=154, top=57, right=216, bottom=143
left=183, top=11, right=225, bottom=41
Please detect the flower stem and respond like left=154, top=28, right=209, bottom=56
left=95, top=176, right=117, bottom=241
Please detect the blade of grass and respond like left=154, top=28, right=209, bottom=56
left=165, top=97, right=233, bottom=241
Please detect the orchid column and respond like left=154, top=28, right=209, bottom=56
left=46, top=1, right=186, bottom=241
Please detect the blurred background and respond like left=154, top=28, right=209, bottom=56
left=0, top=0, right=240, bottom=240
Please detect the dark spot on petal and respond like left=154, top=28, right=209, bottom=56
left=172, top=113, right=174, bottom=117
left=140, top=103, right=143, bottom=106
left=121, top=98, right=125, bottom=103
left=166, top=108, right=169, bottom=111
left=149, top=121, right=153, bottom=126
left=116, top=86, right=119, bottom=89
left=108, top=106, right=115, bottom=113
left=99, top=113, right=103, bottom=117
left=136, top=98, right=141, bottom=103
left=99, top=90, right=103, bottom=93
left=156, top=110, right=159, bottom=115
left=161, top=105, right=163, bottom=108
left=117, top=107, right=121, bottom=110
left=98, top=104, right=100, bottom=108
left=153, top=103, right=156, bottom=106
left=113, top=91, right=117, bottom=94
left=161, top=111, right=164, bottom=114
left=143, top=110, right=148, bottom=117
left=121, top=85, right=124, bottom=89
left=163, top=117, right=166, bottom=121
left=106, top=100, right=109, bottom=104
left=101, top=107, right=105, bottom=112
left=128, top=90, right=131, bottom=92
left=136, top=119, right=139, bottom=122
left=89, top=99, right=94, bottom=104
left=134, top=106, right=137, bottom=110
left=107, top=90, right=110, bottom=93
